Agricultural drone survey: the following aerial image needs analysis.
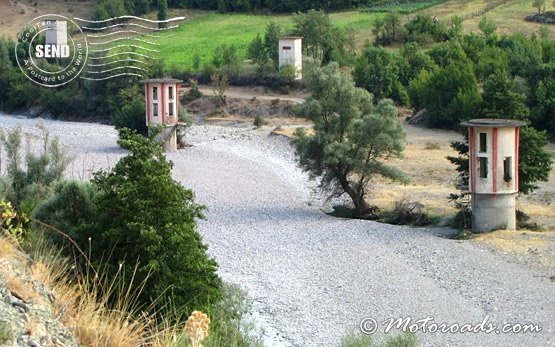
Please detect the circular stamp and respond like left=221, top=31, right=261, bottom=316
left=15, top=14, right=88, bottom=88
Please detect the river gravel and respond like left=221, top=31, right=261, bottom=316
left=1, top=113, right=554, bottom=347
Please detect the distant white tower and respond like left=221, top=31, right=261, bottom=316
left=278, top=37, right=302, bottom=80
left=462, top=119, right=526, bottom=232
left=45, top=20, right=67, bottom=46
left=142, top=78, right=182, bottom=152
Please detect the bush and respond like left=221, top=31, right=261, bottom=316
left=85, top=129, right=222, bottom=312
left=381, top=199, right=433, bottom=226
left=339, top=331, right=418, bottom=347
left=253, top=115, right=266, bottom=128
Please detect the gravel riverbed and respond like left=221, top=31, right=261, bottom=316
left=1, top=113, right=554, bottom=347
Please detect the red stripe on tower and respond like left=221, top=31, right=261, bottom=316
left=469, top=127, right=475, bottom=193
left=515, top=127, right=520, bottom=190
left=492, top=128, right=498, bottom=194
left=145, top=83, right=150, bottom=125
left=161, top=83, right=165, bottom=125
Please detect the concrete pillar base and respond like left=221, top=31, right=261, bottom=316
left=471, top=193, right=516, bottom=232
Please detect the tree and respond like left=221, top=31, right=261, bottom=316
left=292, top=64, right=408, bottom=216
left=409, top=62, right=481, bottom=128
left=89, top=129, right=222, bottom=311
left=247, top=33, right=269, bottom=78
left=0, top=125, right=71, bottom=213
left=532, top=0, right=546, bottom=14
left=353, top=46, right=408, bottom=105
left=264, top=22, right=281, bottom=69
left=158, top=0, right=168, bottom=28
left=448, top=70, right=552, bottom=196
left=291, top=10, right=334, bottom=63
left=478, top=17, right=497, bottom=44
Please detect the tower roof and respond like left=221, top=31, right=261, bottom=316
left=141, top=78, right=182, bottom=84
left=461, top=118, right=526, bottom=128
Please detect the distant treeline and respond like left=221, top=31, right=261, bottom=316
left=93, top=0, right=372, bottom=18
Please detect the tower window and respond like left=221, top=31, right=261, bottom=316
left=479, top=133, right=487, bottom=153
left=169, top=86, right=174, bottom=100
left=282, top=46, right=291, bottom=51
left=152, top=86, right=158, bottom=100
left=169, top=102, right=174, bottom=116
left=479, top=157, right=488, bottom=178
left=153, top=103, right=158, bottom=117
left=504, top=156, right=512, bottom=182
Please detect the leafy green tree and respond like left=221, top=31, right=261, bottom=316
left=498, top=33, right=543, bottom=78
left=111, top=85, right=147, bottom=134
left=475, top=46, right=509, bottom=81
left=410, top=63, right=481, bottom=128
left=158, top=0, right=168, bottom=28
left=399, top=42, right=436, bottom=84
left=427, top=41, right=469, bottom=68
left=293, top=64, right=408, bottom=215
left=89, top=129, right=221, bottom=311
left=247, top=33, right=270, bottom=78
left=532, top=0, right=546, bottom=14
left=478, top=17, right=497, bottom=44
left=292, top=10, right=331, bottom=62
left=353, top=46, right=408, bottom=105
left=0, top=125, right=71, bottom=213
left=264, top=22, right=281, bottom=69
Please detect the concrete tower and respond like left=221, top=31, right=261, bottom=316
left=45, top=20, right=67, bottom=46
left=462, top=119, right=526, bottom=232
left=142, top=78, right=182, bottom=152
left=278, top=37, right=302, bottom=80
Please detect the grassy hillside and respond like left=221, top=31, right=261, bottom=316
left=154, top=10, right=386, bottom=70
left=152, top=0, right=553, bottom=71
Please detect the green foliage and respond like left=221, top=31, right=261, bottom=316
left=33, top=181, right=98, bottom=246
left=247, top=33, right=270, bottom=79
left=475, top=46, right=509, bottom=81
left=293, top=63, right=408, bottom=215
left=158, top=0, right=168, bottom=28
left=339, top=331, right=418, bottom=347
left=373, top=12, right=404, bottom=45
left=212, top=43, right=242, bottom=77
left=532, top=0, right=546, bottom=14
left=518, top=126, right=552, bottom=194
left=404, top=14, right=449, bottom=45
left=88, top=129, right=221, bottom=312
left=0, top=125, right=72, bottom=213
left=278, top=64, right=297, bottom=86
left=478, top=17, right=497, bottom=44
left=399, top=42, right=436, bottom=83
left=354, top=46, right=408, bottom=105
left=409, top=62, right=481, bottom=128
left=363, top=0, right=445, bottom=14
left=112, top=86, right=147, bottom=134
left=426, top=41, right=469, bottom=67
left=0, top=201, right=28, bottom=241
left=264, top=22, right=282, bottom=69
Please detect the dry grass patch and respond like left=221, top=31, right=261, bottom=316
left=5, top=273, right=38, bottom=303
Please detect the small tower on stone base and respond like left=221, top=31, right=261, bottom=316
left=142, top=78, right=182, bottom=152
left=278, top=37, right=302, bottom=80
left=462, top=119, right=526, bottom=232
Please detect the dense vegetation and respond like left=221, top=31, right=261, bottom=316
left=92, top=0, right=371, bottom=17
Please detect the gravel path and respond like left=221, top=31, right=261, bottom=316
left=1, top=113, right=554, bottom=347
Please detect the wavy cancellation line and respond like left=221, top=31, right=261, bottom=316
left=89, top=44, right=159, bottom=53
left=88, top=37, right=158, bottom=46
left=85, top=66, right=146, bottom=74
left=88, top=59, right=147, bottom=67
left=74, top=15, right=185, bottom=24
left=80, top=72, right=145, bottom=81
left=80, top=22, right=179, bottom=31
left=87, top=30, right=174, bottom=38
left=88, top=51, right=154, bottom=60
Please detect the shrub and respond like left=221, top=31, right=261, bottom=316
left=339, top=331, right=418, bottom=347
left=88, top=129, right=222, bottom=312
left=253, top=115, right=266, bottom=128
left=382, top=199, right=433, bottom=226
left=424, top=141, right=441, bottom=150
left=0, top=125, right=71, bottom=213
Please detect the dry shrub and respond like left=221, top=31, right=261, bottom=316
left=424, top=141, right=441, bottom=150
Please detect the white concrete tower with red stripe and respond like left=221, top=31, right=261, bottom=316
left=462, top=119, right=526, bottom=232
left=142, top=78, right=182, bottom=152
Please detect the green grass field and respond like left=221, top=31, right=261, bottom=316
left=144, top=0, right=553, bottom=72
left=362, top=0, right=446, bottom=14
left=151, top=11, right=386, bottom=71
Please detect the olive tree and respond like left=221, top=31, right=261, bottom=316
left=292, top=63, right=408, bottom=216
